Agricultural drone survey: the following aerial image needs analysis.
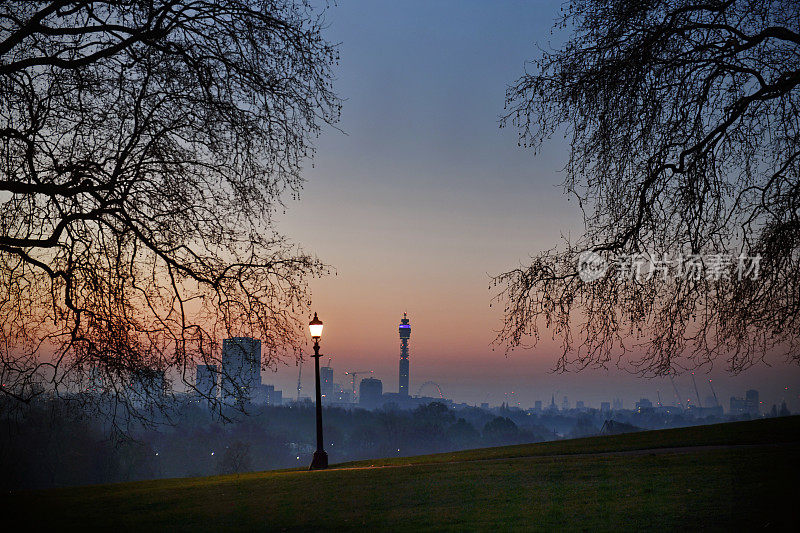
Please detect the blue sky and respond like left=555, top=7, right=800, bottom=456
left=268, top=0, right=800, bottom=410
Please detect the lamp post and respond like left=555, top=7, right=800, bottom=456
left=308, top=312, right=328, bottom=470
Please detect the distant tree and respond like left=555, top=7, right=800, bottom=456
left=483, top=416, right=519, bottom=443
left=217, top=440, right=252, bottom=475
left=446, top=417, right=480, bottom=448
left=495, top=0, right=800, bottom=375
left=413, top=402, right=456, bottom=427
left=0, top=1, right=339, bottom=423
left=568, top=414, right=599, bottom=438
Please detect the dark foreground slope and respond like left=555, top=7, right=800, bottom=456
left=3, top=416, right=799, bottom=531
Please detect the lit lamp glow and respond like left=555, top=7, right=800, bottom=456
left=309, top=313, right=323, bottom=340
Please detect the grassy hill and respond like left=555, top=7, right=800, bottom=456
left=3, top=416, right=799, bottom=531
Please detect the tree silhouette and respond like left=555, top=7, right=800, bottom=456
left=0, top=1, right=339, bottom=424
left=495, top=0, right=799, bottom=375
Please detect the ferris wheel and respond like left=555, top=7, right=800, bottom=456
left=416, top=381, right=444, bottom=399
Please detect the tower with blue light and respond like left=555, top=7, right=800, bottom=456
left=399, top=313, right=411, bottom=396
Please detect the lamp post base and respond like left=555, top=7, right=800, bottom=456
left=309, top=450, right=328, bottom=470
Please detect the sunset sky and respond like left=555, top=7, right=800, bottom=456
left=268, top=0, right=800, bottom=410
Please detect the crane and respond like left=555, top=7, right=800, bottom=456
left=669, top=374, right=684, bottom=409
left=708, top=378, right=719, bottom=407
left=344, top=370, right=373, bottom=400
left=691, top=372, right=703, bottom=407
left=296, top=361, right=302, bottom=401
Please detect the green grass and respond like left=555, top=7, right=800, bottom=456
left=3, top=417, right=799, bottom=532
left=336, top=415, right=800, bottom=468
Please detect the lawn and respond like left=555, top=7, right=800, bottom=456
left=3, top=416, right=798, bottom=531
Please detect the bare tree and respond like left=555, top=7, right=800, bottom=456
left=495, top=0, right=799, bottom=375
left=0, top=1, right=339, bottom=423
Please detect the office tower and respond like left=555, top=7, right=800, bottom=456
left=321, top=365, right=334, bottom=400
left=196, top=364, right=218, bottom=398
left=399, top=313, right=411, bottom=396
left=221, top=337, right=261, bottom=404
left=359, top=377, right=383, bottom=409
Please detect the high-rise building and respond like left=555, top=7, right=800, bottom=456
left=601, top=402, right=611, bottom=413
left=221, top=337, right=261, bottom=404
left=130, top=368, right=168, bottom=405
left=196, top=364, right=218, bottom=398
left=731, top=389, right=761, bottom=417
left=635, top=398, right=654, bottom=412
left=359, top=377, right=383, bottom=409
left=534, top=400, right=542, bottom=412
left=399, top=313, right=411, bottom=396
left=746, top=389, right=760, bottom=416
left=271, top=388, right=282, bottom=405
left=612, top=397, right=623, bottom=410
left=321, top=365, right=334, bottom=400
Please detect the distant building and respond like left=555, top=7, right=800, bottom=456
left=730, top=389, right=760, bottom=417
left=251, top=384, right=282, bottom=406
left=612, top=398, right=623, bottom=410
left=359, top=377, right=383, bottom=409
left=687, top=404, right=723, bottom=418
left=562, top=396, right=569, bottom=411
left=746, top=389, right=760, bottom=416
left=547, top=394, right=558, bottom=412
left=221, top=337, right=261, bottom=404
left=730, top=396, right=747, bottom=414
left=130, top=368, right=168, bottom=404
left=270, top=388, right=282, bottom=405
left=251, top=383, right=270, bottom=405
left=576, top=400, right=585, bottom=410
left=195, top=365, right=218, bottom=399
left=601, top=402, right=611, bottom=413
left=534, top=400, right=542, bottom=412
left=481, top=402, right=490, bottom=410
left=635, top=398, right=653, bottom=413
left=333, top=383, right=353, bottom=404
left=321, top=366, right=334, bottom=400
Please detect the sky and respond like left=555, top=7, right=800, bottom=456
left=266, top=0, right=800, bottom=411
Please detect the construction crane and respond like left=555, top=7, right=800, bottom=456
left=344, top=370, right=373, bottom=400
left=691, top=372, right=703, bottom=407
left=669, top=374, right=684, bottom=409
left=296, top=361, right=302, bottom=401
left=708, top=379, right=719, bottom=407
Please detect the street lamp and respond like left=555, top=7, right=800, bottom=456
left=308, top=312, right=328, bottom=470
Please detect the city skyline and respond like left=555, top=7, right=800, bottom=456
left=270, top=0, right=800, bottom=410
